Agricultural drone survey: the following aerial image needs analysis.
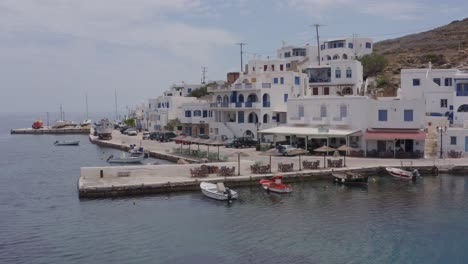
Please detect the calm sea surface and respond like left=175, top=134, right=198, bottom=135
left=1, top=113, right=468, bottom=264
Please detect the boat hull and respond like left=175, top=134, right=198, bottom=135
left=385, top=167, right=418, bottom=180
left=259, top=178, right=293, bottom=193
left=332, top=172, right=368, bottom=186
left=200, top=182, right=238, bottom=201
left=54, top=141, right=80, bottom=146
left=107, top=156, right=144, bottom=164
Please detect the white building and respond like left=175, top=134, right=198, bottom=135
left=320, top=37, right=373, bottom=62
left=401, top=65, right=468, bottom=154
left=180, top=100, right=213, bottom=137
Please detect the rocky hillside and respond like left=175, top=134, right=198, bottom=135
left=373, top=18, right=468, bottom=95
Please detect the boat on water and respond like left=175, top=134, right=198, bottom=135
left=96, top=119, right=113, bottom=140
left=385, top=167, right=420, bottom=180
left=332, top=171, right=368, bottom=186
left=52, top=120, right=78, bottom=128
left=32, top=119, right=43, bottom=129
left=54, top=140, right=80, bottom=146
left=80, top=119, right=92, bottom=127
left=259, top=176, right=293, bottom=193
left=200, top=182, right=238, bottom=201
left=106, top=153, right=144, bottom=164
left=129, top=144, right=148, bottom=157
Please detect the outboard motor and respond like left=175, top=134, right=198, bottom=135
left=412, top=169, right=419, bottom=180
left=224, top=188, right=233, bottom=201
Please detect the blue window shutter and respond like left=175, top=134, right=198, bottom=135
left=378, top=110, right=387, bottom=121
left=404, top=110, right=413, bottom=122
left=203, top=110, right=207, bottom=117
left=284, top=94, right=288, bottom=102
left=274, top=78, right=278, bottom=84
left=238, top=111, right=244, bottom=123
left=280, top=77, right=284, bottom=84
left=294, top=76, right=300, bottom=85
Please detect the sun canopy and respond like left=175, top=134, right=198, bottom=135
left=259, top=126, right=360, bottom=138
left=364, top=129, right=426, bottom=140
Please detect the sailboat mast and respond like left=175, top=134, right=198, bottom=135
left=60, top=104, right=63, bottom=120
left=114, top=89, right=118, bottom=121
left=85, top=93, right=89, bottom=119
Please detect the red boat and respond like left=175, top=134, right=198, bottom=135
left=259, top=176, right=293, bottom=193
left=32, top=119, right=44, bottom=129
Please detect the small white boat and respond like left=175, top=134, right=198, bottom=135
left=385, top=167, right=419, bottom=180
left=80, top=119, right=92, bottom=127
left=200, top=182, right=238, bottom=201
left=106, top=153, right=144, bottom=164
left=54, top=140, right=80, bottom=146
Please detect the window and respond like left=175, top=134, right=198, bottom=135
left=280, top=77, right=284, bottom=84
left=280, top=64, right=284, bottom=71
left=202, top=110, right=208, bottom=117
left=413, top=79, right=420, bottom=86
left=194, top=110, right=201, bottom=117
left=333, top=54, right=340, bottom=60
left=294, top=76, right=300, bottom=85
left=298, top=106, right=304, bottom=118
left=346, top=68, right=352, bottom=78
left=273, top=77, right=278, bottom=84
left=323, top=87, right=329, bottom=95
left=187, top=88, right=192, bottom=93
left=312, top=87, right=318, bottom=95
left=238, top=111, right=244, bottom=123
left=263, top=65, right=267, bottom=71
left=433, top=78, right=441, bottom=86
left=185, top=111, right=191, bottom=117
left=445, top=78, right=452, bottom=86
left=451, top=136, right=457, bottom=145
left=441, top=99, right=448, bottom=108
left=320, top=44, right=325, bottom=50
left=166, top=102, right=170, bottom=108
left=286, top=63, right=291, bottom=68
left=271, top=65, right=275, bottom=71
left=348, top=43, right=353, bottom=49
left=378, top=110, right=387, bottom=121
left=335, top=68, right=341, bottom=78
left=252, top=67, right=255, bottom=72
left=320, top=105, right=327, bottom=118
left=284, top=52, right=291, bottom=58
left=404, top=109, right=413, bottom=122
left=340, top=105, right=347, bottom=118
left=365, top=42, right=372, bottom=48
left=284, top=94, right=288, bottom=102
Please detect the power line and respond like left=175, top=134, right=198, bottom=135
left=236, top=42, right=246, bottom=72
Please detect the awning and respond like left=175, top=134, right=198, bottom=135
left=259, top=126, right=361, bottom=137
left=364, top=129, right=426, bottom=140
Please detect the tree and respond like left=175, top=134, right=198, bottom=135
left=358, top=54, right=388, bottom=77
left=188, top=82, right=217, bottom=98
left=123, top=118, right=136, bottom=127
left=165, top=118, right=181, bottom=131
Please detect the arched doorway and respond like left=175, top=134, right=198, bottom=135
left=247, top=93, right=258, bottom=102
left=248, top=112, right=258, bottom=123
left=238, top=94, right=244, bottom=103
left=262, top=93, right=270, bottom=107
left=263, top=114, right=269, bottom=123
left=223, top=95, right=229, bottom=104
left=342, top=54, right=348, bottom=59
left=342, top=87, right=353, bottom=95
left=457, top=104, right=468, bottom=112
left=244, top=130, right=254, bottom=138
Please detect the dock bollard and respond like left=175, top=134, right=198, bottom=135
left=100, top=170, right=103, bottom=178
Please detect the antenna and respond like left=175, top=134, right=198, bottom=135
left=311, top=24, right=324, bottom=65
left=236, top=42, right=247, bottom=72
left=201, top=66, right=207, bottom=84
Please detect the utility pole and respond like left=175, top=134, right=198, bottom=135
left=236, top=43, right=246, bottom=72
left=201, top=66, right=207, bottom=84
left=312, top=24, right=323, bottom=65
left=352, top=33, right=358, bottom=58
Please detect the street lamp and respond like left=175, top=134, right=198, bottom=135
left=437, top=126, right=447, bottom=158
left=256, top=122, right=262, bottom=151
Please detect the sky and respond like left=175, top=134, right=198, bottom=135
left=0, top=0, right=467, bottom=114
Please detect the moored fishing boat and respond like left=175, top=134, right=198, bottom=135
left=96, top=118, right=113, bottom=140
left=32, top=119, right=43, bottom=129
left=385, top=167, right=419, bottom=180
left=332, top=170, right=368, bottom=186
left=200, top=182, right=238, bottom=201
left=54, top=140, right=80, bottom=146
left=259, top=176, right=293, bottom=193
left=106, top=153, right=143, bottom=164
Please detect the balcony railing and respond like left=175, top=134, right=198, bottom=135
left=456, top=91, right=468, bottom=96
left=245, top=101, right=253, bottom=108
left=332, top=117, right=342, bottom=121
left=221, top=102, right=229, bottom=108
left=262, top=83, right=271, bottom=88
left=235, top=102, right=243, bottom=108
left=263, top=101, right=271, bottom=107
left=245, top=83, right=253, bottom=88
left=309, top=78, right=331, bottom=83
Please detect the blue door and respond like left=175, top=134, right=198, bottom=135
left=465, top=137, right=468, bottom=152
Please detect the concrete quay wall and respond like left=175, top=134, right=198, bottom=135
left=11, top=127, right=90, bottom=135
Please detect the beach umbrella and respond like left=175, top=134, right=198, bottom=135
left=209, top=140, right=225, bottom=160
left=337, top=145, right=356, bottom=167
left=259, top=148, right=283, bottom=173
left=190, top=137, right=204, bottom=151
left=314, top=145, right=337, bottom=168
left=286, top=148, right=308, bottom=171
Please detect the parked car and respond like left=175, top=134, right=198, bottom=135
left=149, top=132, right=162, bottom=140
left=120, top=126, right=129, bottom=134
left=198, top=134, right=210, bottom=139
left=142, top=131, right=150, bottom=140
left=224, top=139, right=236, bottom=148
left=277, top=145, right=298, bottom=156
left=232, top=137, right=257, bottom=148
left=126, top=128, right=138, bottom=136
left=159, top=132, right=177, bottom=142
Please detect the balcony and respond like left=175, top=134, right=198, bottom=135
left=245, top=101, right=261, bottom=108
left=211, top=102, right=229, bottom=108
left=289, top=116, right=306, bottom=125
left=245, top=83, right=253, bottom=89
left=235, top=102, right=243, bottom=108
left=309, top=117, right=328, bottom=125
left=262, top=83, right=271, bottom=88
left=331, top=117, right=349, bottom=125
left=263, top=101, right=271, bottom=108
left=234, top=83, right=242, bottom=89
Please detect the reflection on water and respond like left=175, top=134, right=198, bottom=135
left=1, top=114, right=468, bottom=263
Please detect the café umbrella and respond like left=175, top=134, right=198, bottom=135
left=209, top=140, right=226, bottom=160
left=259, top=148, right=283, bottom=173
left=337, top=145, right=356, bottom=167
left=314, top=145, right=337, bottom=168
